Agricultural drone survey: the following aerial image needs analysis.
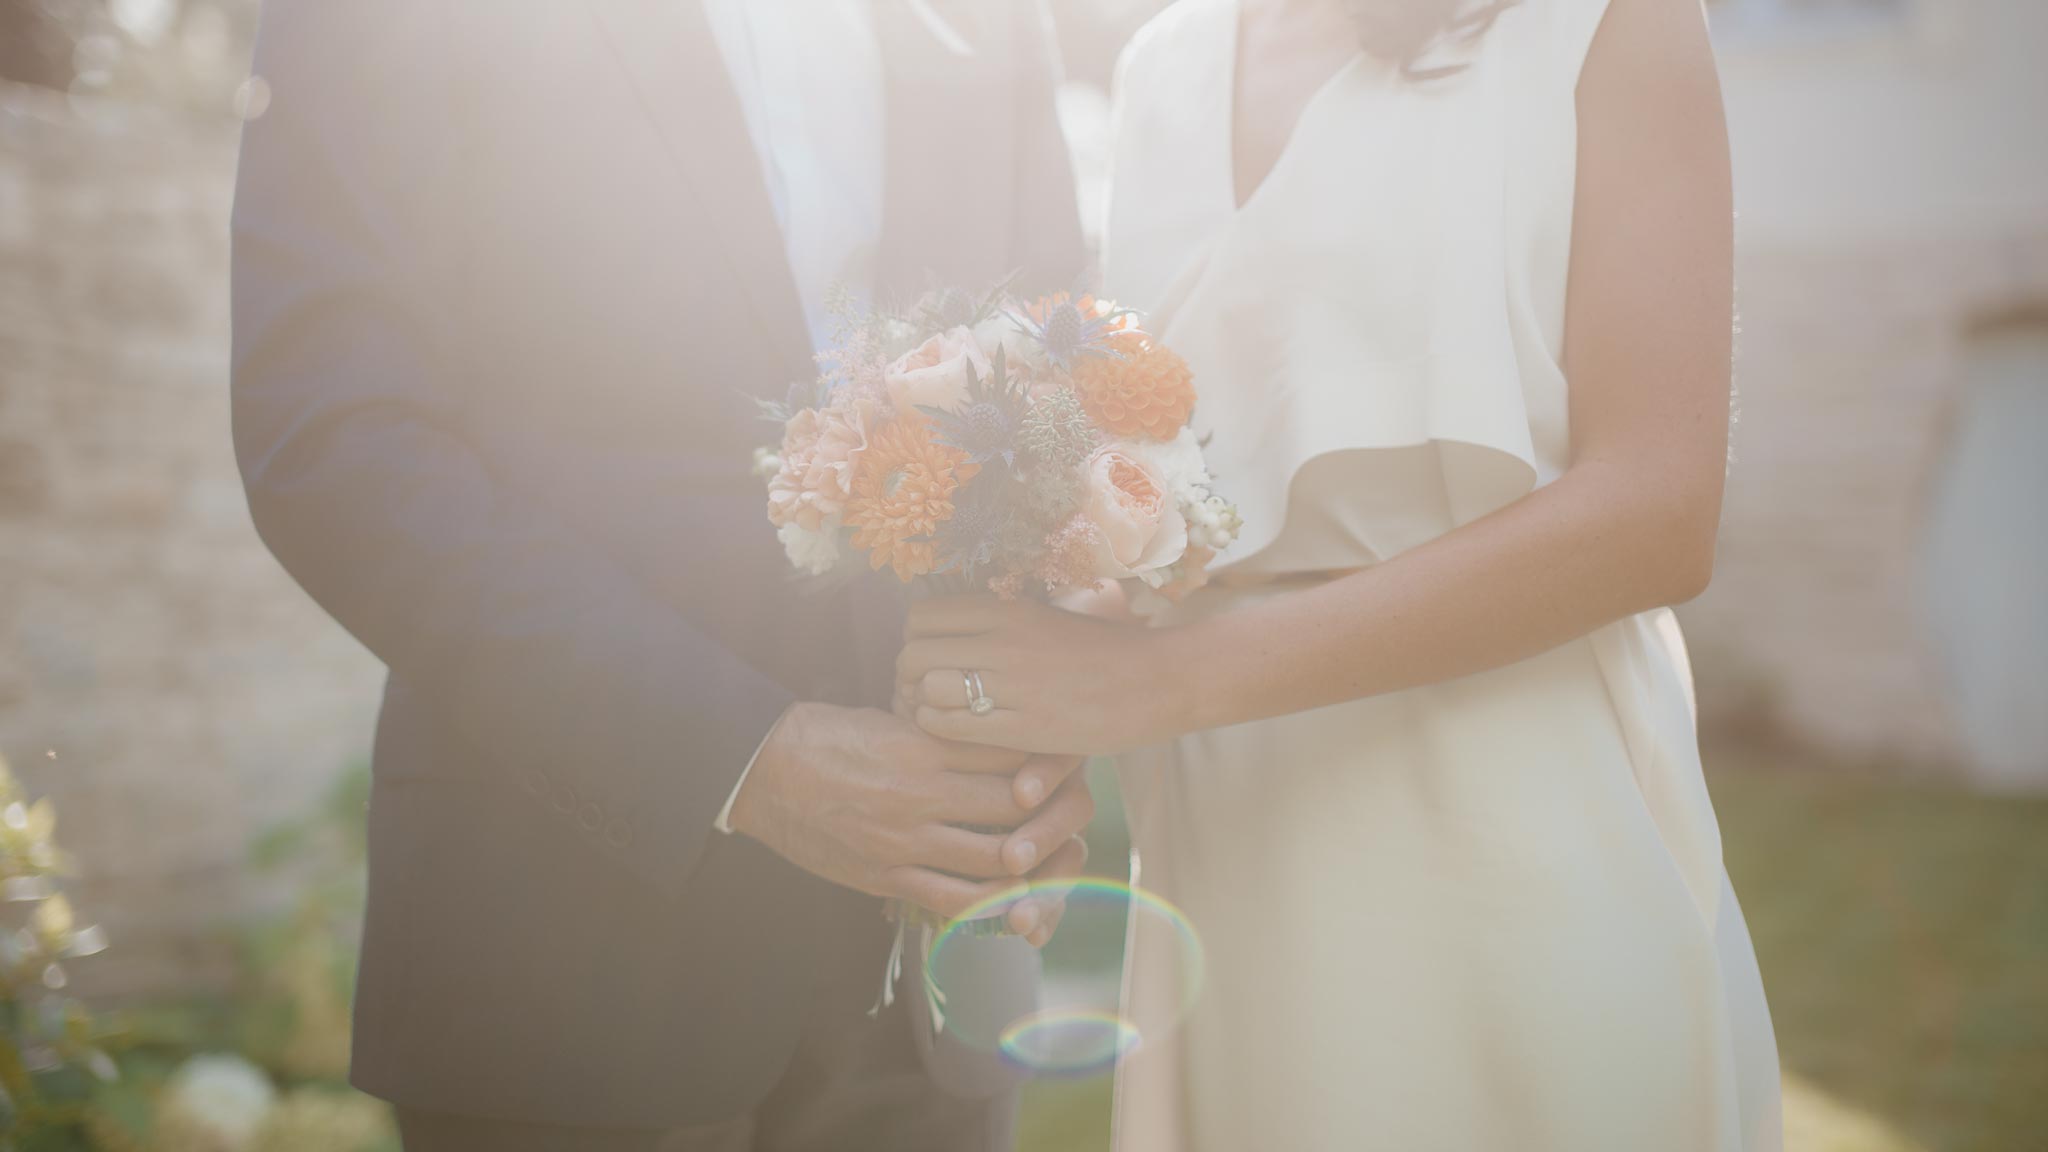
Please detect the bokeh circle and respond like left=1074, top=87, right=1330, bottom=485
left=923, top=878, right=1204, bottom=1078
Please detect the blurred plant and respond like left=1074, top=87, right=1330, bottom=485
left=151, top=1054, right=274, bottom=1152
left=0, top=754, right=393, bottom=1151
left=250, top=1087, right=393, bottom=1152
left=237, top=767, right=369, bottom=1084
left=0, top=753, right=117, bottom=1151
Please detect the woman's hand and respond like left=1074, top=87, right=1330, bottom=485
left=896, top=596, right=1193, bottom=756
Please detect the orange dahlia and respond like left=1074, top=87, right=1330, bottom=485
left=844, top=414, right=979, bottom=581
left=1071, top=330, right=1197, bottom=441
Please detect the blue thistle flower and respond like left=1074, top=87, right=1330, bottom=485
left=919, top=347, right=1032, bottom=471
left=1015, top=298, right=1133, bottom=373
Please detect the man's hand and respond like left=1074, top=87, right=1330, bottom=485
left=729, top=703, right=1094, bottom=940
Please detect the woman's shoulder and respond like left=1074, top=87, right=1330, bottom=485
left=1497, top=0, right=1622, bottom=77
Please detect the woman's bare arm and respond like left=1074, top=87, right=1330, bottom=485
left=900, top=0, right=1734, bottom=755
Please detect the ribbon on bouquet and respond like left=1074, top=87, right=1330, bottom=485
left=869, top=916, right=949, bottom=1035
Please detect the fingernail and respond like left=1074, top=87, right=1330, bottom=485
left=1010, top=840, right=1039, bottom=873
left=1016, top=778, right=1046, bottom=807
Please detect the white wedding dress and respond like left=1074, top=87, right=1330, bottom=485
left=1101, top=2, right=1783, bottom=1149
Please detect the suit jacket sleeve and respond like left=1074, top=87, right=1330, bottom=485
left=231, top=0, right=793, bottom=902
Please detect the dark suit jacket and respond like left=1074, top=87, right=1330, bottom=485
left=230, top=0, right=1084, bottom=1129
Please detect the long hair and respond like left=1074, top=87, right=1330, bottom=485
left=1342, top=0, right=1520, bottom=78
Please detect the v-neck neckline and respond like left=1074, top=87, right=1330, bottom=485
left=1224, top=0, right=1365, bottom=215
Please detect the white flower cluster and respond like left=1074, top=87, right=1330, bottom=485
left=1186, top=493, right=1244, bottom=553
left=779, top=516, right=843, bottom=577
left=1132, top=427, right=1241, bottom=554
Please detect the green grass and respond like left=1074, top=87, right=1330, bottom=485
left=1018, top=747, right=2048, bottom=1152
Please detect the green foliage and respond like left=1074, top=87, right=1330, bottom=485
left=237, top=767, right=370, bottom=1085
left=0, top=756, right=394, bottom=1152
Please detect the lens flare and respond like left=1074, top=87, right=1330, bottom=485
left=999, top=1010, right=1142, bottom=1078
left=922, top=878, right=1203, bottom=1077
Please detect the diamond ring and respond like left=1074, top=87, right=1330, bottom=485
left=964, top=670, right=997, bottom=716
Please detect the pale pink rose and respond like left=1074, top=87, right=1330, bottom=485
left=767, top=397, right=872, bottom=531
left=1077, top=445, right=1189, bottom=586
left=884, top=327, right=990, bottom=414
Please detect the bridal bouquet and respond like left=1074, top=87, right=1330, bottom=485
left=754, top=282, right=1242, bottom=610
left=753, top=283, right=1240, bottom=1018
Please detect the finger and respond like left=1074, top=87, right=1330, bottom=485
left=1024, top=835, right=1089, bottom=894
left=1026, top=895, right=1067, bottom=949
left=916, top=705, right=1040, bottom=753
left=1013, top=755, right=1085, bottom=809
left=909, top=825, right=1011, bottom=881
left=935, top=740, right=1033, bottom=777
left=899, top=638, right=1007, bottom=686
left=919, top=668, right=975, bottom=710
left=884, top=867, right=1029, bottom=923
left=1002, top=773, right=1096, bottom=876
left=1011, top=837, right=1087, bottom=942
left=919, top=772, right=1040, bottom=828
left=917, top=668, right=1026, bottom=712
left=1007, top=898, right=1042, bottom=938
left=907, top=597, right=1007, bottom=638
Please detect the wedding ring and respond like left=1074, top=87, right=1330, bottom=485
left=965, top=670, right=997, bottom=716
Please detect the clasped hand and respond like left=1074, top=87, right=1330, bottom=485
left=895, top=595, right=1187, bottom=757
left=730, top=702, right=1093, bottom=947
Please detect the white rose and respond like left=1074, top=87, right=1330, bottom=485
left=779, top=518, right=843, bottom=576
left=972, top=312, right=1046, bottom=373
left=161, top=1054, right=277, bottom=1151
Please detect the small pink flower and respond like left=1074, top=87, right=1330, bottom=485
left=767, top=396, right=874, bottom=532
left=1035, top=515, right=1109, bottom=592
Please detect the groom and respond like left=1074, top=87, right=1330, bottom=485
left=231, top=2, right=1090, bottom=1149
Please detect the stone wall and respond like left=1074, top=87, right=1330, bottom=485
left=1691, top=0, right=2048, bottom=780
left=0, top=83, right=384, bottom=998
left=1685, top=235, right=2048, bottom=769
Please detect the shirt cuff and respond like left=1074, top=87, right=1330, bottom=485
left=715, top=707, right=789, bottom=834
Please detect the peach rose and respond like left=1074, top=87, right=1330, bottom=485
left=884, top=327, right=991, bottom=415
left=1077, top=444, right=1189, bottom=586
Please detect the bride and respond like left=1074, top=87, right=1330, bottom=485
left=900, top=0, right=1781, bottom=1147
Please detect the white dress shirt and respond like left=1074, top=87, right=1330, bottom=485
left=700, top=0, right=886, bottom=352
left=702, top=0, right=886, bottom=832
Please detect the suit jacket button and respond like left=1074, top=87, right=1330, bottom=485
left=605, top=819, right=634, bottom=849
left=522, top=767, right=548, bottom=796
left=578, top=802, right=604, bottom=833
left=552, top=782, right=578, bottom=814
